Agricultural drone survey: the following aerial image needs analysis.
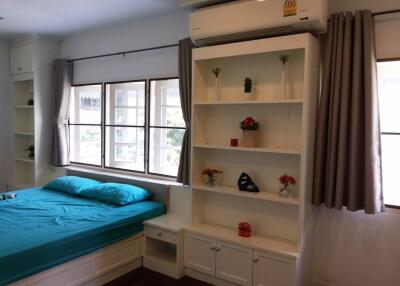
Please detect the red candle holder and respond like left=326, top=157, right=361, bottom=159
left=238, top=222, right=251, bottom=237
left=230, top=138, right=239, bottom=147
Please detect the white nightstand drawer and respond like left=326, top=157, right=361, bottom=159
left=145, top=225, right=177, bottom=244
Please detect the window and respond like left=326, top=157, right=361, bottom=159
left=377, top=60, right=400, bottom=207
left=149, top=79, right=185, bottom=176
left=69, top=78, right=184, bottom=178
left=70, top=84, right=102, bottom=166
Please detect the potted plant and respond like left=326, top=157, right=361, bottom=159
left=240, top=117, right=259, bottom=148
left=280, top=55, right=289, bottom=99
left=244, top=77, right=253, bottom=97
left=25, top=144, right=34, bottom=159
left=211, top=67, right=221, bottom=101
left=202, top=168, right=223, bottom=187
left=278, top=174, right=296, bottom=198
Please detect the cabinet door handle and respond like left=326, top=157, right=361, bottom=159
left=157, top=232, right=162, bottom=237
left=215, top=247, right=220, bottom=251
left=253, top=258, right=258, bottom=263
left=211, top=246, right=216, bottom=250
left=17, top=67, right=22, bottom=71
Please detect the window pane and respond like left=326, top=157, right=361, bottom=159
left=105, top=126, right=145, bottom=172
left=378, top=61, right=400, bottom=133
left=70, top=125, right=101, bottom=165
left=150, top=79, right=185, bottom=127
left=106, top=82, right=145, bottom=126
left=70, top=85, right=102, bottom=124
left=149, top=127, right=185, bottom=176
left=381, top=135, right=400, bottom=206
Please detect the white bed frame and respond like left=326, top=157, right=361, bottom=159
left=10, top=169, right=170, bottom=286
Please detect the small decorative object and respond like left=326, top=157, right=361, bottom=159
left=238, top=222, right=252, bottom=237
left=202, top=168, right=223, bottom=187
left=0, top=192, right=17, bottom=201
left=230, top=138, right=238, bottom=147
left=212, top=67, right=221, bottom=101
left=240, top=117, right=259, bottom=148
left=25, top=145, right=34, bottom=159
left=244, top=77, right=253, bottom=97
left=280, top=54, right=289, bottom=99
left=278, top=174, right=296, bottom=198
left=237, top=172, right=259, bottom=193
left=27, top=98, right=34, bottom=106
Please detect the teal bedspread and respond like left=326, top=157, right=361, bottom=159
left=0, top=187, right=165, bottom=285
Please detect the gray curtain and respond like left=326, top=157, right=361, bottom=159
left=312, top=10, right=384, bottom=214
left=51, top=59, right=73, bottom=166
left=177, top=38, right=193, bottom=185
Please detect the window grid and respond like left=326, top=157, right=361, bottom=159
left=69, top=83, right=103, bottom=167
left=377, top=58, right=400, bottom=209
left=69, top=78, right=183, bottom=179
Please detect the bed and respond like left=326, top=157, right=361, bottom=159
left=0, top=185, right=166, bottom=286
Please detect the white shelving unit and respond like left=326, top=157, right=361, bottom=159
left=185, top=34, right=320, bottom=286
left=8, top=36, right=60, bottom=190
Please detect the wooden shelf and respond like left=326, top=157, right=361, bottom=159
left=15, top=157, right=35, bottom=164
left=14, top=132, right=34, bottom=136
left=186, top=223, right=298, bottom=258
left=193, top=99, right=303, bottom=105
left=193, top=144, right=301, bottom=155
left=14, top=105, right=34, bottom=109
left=192, top=184, right=299, bottom=206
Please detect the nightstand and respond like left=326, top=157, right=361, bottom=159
left=143, top=214, right=187, bottom=279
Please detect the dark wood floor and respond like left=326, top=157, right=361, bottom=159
left=105, top=267, right=211, bottom=286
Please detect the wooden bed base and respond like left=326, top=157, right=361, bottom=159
left=10, top=233, right=144, bottom=286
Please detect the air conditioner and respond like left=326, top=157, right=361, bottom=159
left=189, top=0, right=328, bottom=45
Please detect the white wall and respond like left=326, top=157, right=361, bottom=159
left=0, top=39, right=11, bottom=192
left=59, top=11, right=189, bottom=84
left=312, top=1, right=400, bottom=286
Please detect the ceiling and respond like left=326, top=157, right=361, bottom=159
left=0, top=0, right=183, bottom=36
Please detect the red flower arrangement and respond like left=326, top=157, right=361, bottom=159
left=202, top=168, right=223, bottom=176
left=240, top=117, right=259, bottom=130
left=279, top=174, right=296, bottom=188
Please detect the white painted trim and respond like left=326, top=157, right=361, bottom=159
left=10, top=234, right=144, bottom=286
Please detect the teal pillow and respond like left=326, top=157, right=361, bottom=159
left=79, top=183, right=153, bottom=206
left=44, top=176, right=101, bottom=195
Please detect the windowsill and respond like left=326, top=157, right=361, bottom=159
left=385, top=205, right=400, bottom=214
left=64, top=164, right=183, bottom=187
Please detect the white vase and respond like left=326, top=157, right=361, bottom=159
left=215, top=78, right=221, bottom=101
left=281, top=62, right=287, bottom=99
left=242, top=130, right=258, bottom=148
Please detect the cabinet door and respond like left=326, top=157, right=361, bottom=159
left=184, top=232, right=216, bottom=276
left=215, top=241, right=253, bottom=286
left=253, top=250, right=297, bottom=286
left=11, top=45, right=34, bottom=74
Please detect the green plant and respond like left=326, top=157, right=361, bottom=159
left=244, top=77, right=252, bottom=93
left=280, top=54, right=289, bottom=64
left=212, top=67, right=221, bottom=78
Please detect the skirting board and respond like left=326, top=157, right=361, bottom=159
left=10, top=233, right=144, bottom=286
left=312, top=280, right=330, bottom=286
left=184, top=268, right=237, bottom=286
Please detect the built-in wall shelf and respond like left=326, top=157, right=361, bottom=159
left=186, top=223, right=298, bottom=258
left=193, top=143, right=301, bottom=155
left=14, top=132, right=34, bottom=136
left=14, top=105, right=34, bottom=109
left=193, top=99, right=303, bottom=106
left=192, top=184, right=299, bottom=206
left=15, top=158, right=35, bottom=164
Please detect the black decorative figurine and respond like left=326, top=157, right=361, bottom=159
left=237, top=172, right=259, bottom=193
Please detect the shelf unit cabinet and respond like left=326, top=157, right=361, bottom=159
left=8, top=37, right=61, bottom=190
left=187, top=34, right=320, bottom=286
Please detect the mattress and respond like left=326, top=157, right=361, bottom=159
left=0, top=187, right=165, bottom=285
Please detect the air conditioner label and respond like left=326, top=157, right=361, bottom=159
left=284, top=0, right=297, bottom=17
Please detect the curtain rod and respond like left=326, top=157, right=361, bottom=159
left=67, top=43, right=178, bottom=63
left=372, top=8, right=400, bottom=17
